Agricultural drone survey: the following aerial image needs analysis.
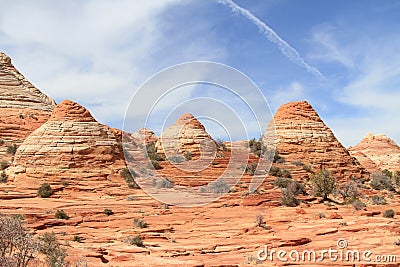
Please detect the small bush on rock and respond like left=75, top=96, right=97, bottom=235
left=370, top=172, right=394, bottom=191
left=383, top=209, right=395, bottom=218
left=55, top=210, right=69, bottom=220
left=37, top=183, right=53, bottom=198
left=371, top=195, right=387, bottom=205
left=310, top=169, right=336, bottom=200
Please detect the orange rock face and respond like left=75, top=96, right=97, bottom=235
left=349, top=132, right=400, bottom=172
left=264, top=101, right=365, bottom=181
left=10, top=100, right=125, bottom=183
left=0, top=52, right=56, bottom=160
left=132, top=128, right=158, bottom=144
left=156, top=113, right=216, bottom=157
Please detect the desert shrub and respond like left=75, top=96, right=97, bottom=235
left=0, top=214, right=39, bottom=267
left=216, top=139, right=227, bottom=151
left=120, top=168, right=140, bottom=189
left=382, top=169, right=393, bottom=178
left=37, top=183, right=53, bottom=198
left=245, top=163, right=258, bottom=176
left=145, top=141, right=165, bottom=161
left=269, top=166, right=282, bottom=177
left=6, top=144, right=17, bottom=155
left=133, top=218, right=148, bottom=228
left=103, top=209, right=114, bottom=216
left=338, top=181, right=360, bottom=201
left=280, top=188, right=299, bottom=207
left=292, top=160, right=304, bottom=166
left=147, top=160, right=162, bottom=170
left=287, top=181, right=306, bottom=196
left=273, top=152, right=285, bottom=163
left=152, top=178, right=174, bottom=189
left=184, top=151, right=193, bottom=160
left=310, top=169, right=336, bottom=200
left=383, top=209, right=395, bottom=218
left=73, top=235, right=82, bottom=243
left=0, top=139, right=3, bottom=145
left=394, top=238, right=400, bottom=246
left=281, top=169, right=292, bottom=178
left=255, top=214, right=270, bottom=229
left=38, top=232, right=67, bottom=267
left=208, top=178, right=230, bottom=194
left=370, top=172, right=394, bottom=191
left=248, top=138, right=266, bottom=157
left=274, top=177, right=292, bottom=188
left=124, top=235, right=144, bottom=247
left=302, top=165, right=312, bottom=172
left=352, top=199, right=366, bottom=210
left=393, top=171, right=400, bottom=186
left=371, top=195, right=387, bottom=205
left=0, top=160, right=9, bottom=170
left=168, top=155, right=186, bottom=163
left=54, top=210, right=69, bottom=220
left=0, top=172, right=7, bottom=183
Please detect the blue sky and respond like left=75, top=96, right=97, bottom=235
left=0, top=0, right=399, bottom=146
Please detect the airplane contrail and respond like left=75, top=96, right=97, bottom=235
left=218, top=0, right=325, bottom=80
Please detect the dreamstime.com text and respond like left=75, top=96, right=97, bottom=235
left=257, top=239, right=397, bottom=263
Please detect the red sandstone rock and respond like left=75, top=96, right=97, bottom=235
left=264, top=101, right=366, bottom=181
left=349, top=132, right=400, bottom=172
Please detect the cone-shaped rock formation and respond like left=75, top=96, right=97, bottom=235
left=11, top=100, right=125, bottom=181
left=349, top=133, right=400, bottom=172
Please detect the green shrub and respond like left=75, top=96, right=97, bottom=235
left=393, top=171, right=400, bottom=187
left=310, top=169, right=336, bottom=200
left=269, top=166, right=282, bottom=177
left=383, top=209, right=395, bottom=218
left=216, top=139, right=227, bottom=151
left=184, top=151, right=193, bottom=160
left=292, top=160, right=304, bottom=166
left=37, top=183, right=53, bottom=198
left=124, top=235, right=144, bottom=247
left=371, top=195, right=387, bottom=205
left=0, top=160, right=9, bottom=170
left=133, top=218, right=148, bottom=228
left=145, top=141, right=165, bottom=161
left=38, top=232, right=67, bottom=267
left=302, top=165, right=312, bottom=172
left=0, top=172, right=7, bottom=183
left=370, top=172, right=394, bottom=191
left=152, top=178, right=174, bottom=189
left=208, top=179, right=230, bottom=194
left=168, top=155, right=186, bottom=163
left=55, top=210, right=69, bottom=220
left=352, top=199, right=366, bottom=210
left=248, top=138, right=266, bottom=157
left=281, top=169, right=292, bottom=178
left=280, top=188, right=299, bottom=207
left=73, top=235, right=82, bottom=243
left=6, top=144, right=17, bottom=155
left=0, top=139, right=3, bottom=145
left=103, top=209, right=114, bottom=216
left=338, top=181, right=360, bottom=201
left=382, top=169, right=393, bottom=178
left=273, top=152, right=285, bottom=163
left=147, top=160, right=162, bottom=170
left=120, top=168, right=140, bottom=189
left=274, top=177, right=292, bottom=188
left=245, top=163, right=258, bottom=176
left=287, top=181, right=306, bottom=196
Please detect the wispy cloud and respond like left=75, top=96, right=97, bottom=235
left=218, top=0, right=325, bottom=80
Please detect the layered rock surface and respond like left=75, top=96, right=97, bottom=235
left=10, top=100, right=125, bottom=183
left=0, top=52, right=56, bottom=147
left=156, top=113, right=215, bottom=156
left=264, top=101, right=365, bottom=180
left=132, top=128, right=158, bottom=145
left=349, top=133, right=400, bottom=172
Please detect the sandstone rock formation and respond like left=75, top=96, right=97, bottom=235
left=10, top=100, right=125, bottom=182
left=132, top=128, right=158, bottom=145
left=349, top=132, right=400, bottom=172
left=0, top=52, right=56, bottom=159
left=264, top=101, right=365, bottom=180
left=155, top=113, right=215, bottom=157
